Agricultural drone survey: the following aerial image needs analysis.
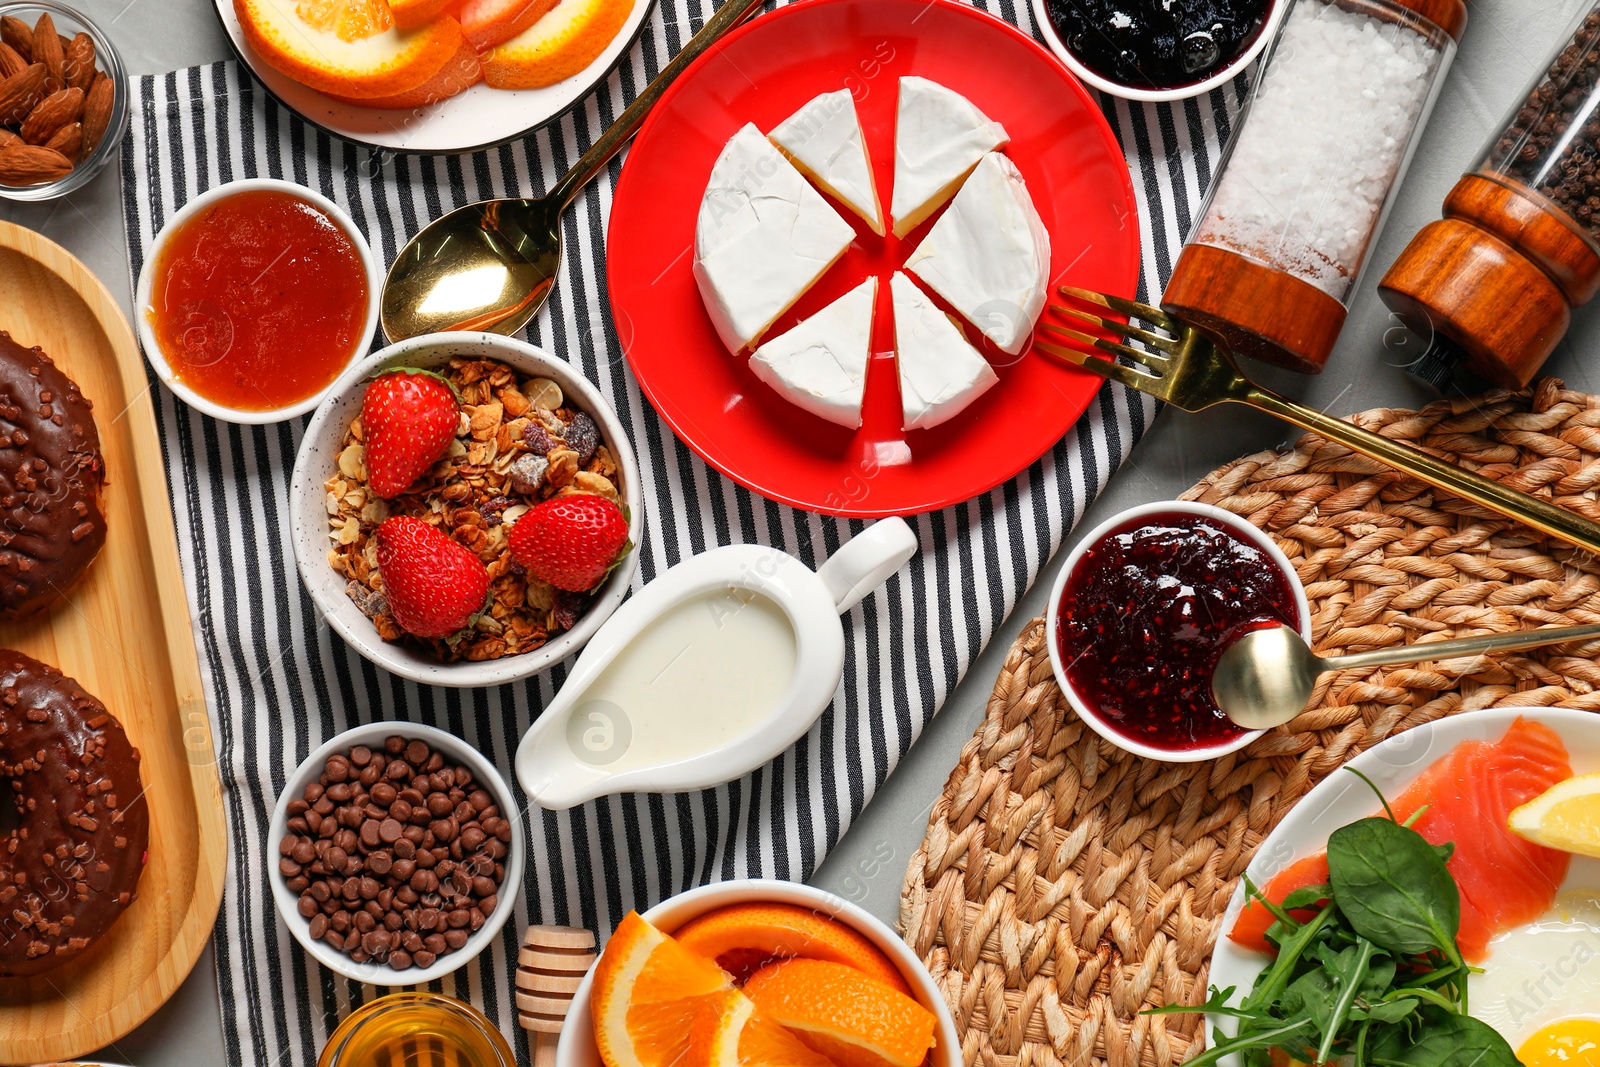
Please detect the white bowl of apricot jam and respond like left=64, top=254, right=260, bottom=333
left=135, top=178, right=381, bottom=424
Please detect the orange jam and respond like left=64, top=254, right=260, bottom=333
left=148, top=188, right=370, bottom=412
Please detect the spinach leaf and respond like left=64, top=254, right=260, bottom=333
left=1361, top=996, right=1419, bottom=1025
left=1280, top=884, right=1332, bottom=911
left=1327, top=817, right=1461, bottom=962
left=1367, top=1012, right=1520, bottom=1066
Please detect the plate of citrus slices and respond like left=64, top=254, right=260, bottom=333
left=216, top=0, right=655, bottom=152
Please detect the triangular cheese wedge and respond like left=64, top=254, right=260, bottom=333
left=769, top=90, right=885, bottom=236
left=905, top=153, right=1050, bottom=356
left=749, top=277, right=877, bottom=429
left=890, top=77, right=1009, bottom=238
left=694, top=123, right=856, bottom=353
left=890, top=273, right=998, bottom=431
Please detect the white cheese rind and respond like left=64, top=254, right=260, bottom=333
left=694, top=123, right=856, bottom=353
left=905, top=152, right=1050, bottom=356
left=891, top=272, right=998, bottom=431
left=890, top=77, right=1009, bottom=238
left=749, top=277, right=877, bottom=429
left=769, top=90, right=884, bottom=236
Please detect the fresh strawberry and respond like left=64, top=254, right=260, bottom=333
left=362, top=368, right=460, bottom=498
left=374, top=516, right=489, bottom=639
left=508, top=494, right=631, bottom=592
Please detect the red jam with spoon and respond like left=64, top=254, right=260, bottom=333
left=147, top=188, right=369, bottom=412
left=1054, top=512, right=1299, bottom=752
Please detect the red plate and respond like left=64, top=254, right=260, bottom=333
left=608, top=0, right=1138, bottom=517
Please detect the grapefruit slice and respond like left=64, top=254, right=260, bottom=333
left=236, top=0, right=466, bottom=99
left=459, top=0, right=560, bottom=51
left=742, top=959, right=937, bottom=1067
left=1229, top=717, right=1572, bottom=963
left=327, top=37, right=482, bottom=108
left=389, top=0, right=457, bottom=28
left=481, top=0, right=634, bottom=90
left=592, top=912, right=735, bottom=1067
left=673, top=903, right=909, bottom=993
left=687, top=990, right=842, bottom=1067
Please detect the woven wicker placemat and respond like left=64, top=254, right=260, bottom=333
left=897, top=380, right=1600, bottom=1067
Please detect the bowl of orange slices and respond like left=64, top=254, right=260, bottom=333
left=215, top=0, right=655, bottom=152
left=560, top=881, right=961, bottom=1067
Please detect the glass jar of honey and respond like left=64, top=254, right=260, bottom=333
left=1162, top=0, right=1467, bottom=373
left=319, top=992, right=517, bottom=1067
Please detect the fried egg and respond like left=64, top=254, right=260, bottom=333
left=1469, top=880, right=1600, bottom=1060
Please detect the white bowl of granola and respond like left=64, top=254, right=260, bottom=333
left=289, top=332, right=644, bottom=688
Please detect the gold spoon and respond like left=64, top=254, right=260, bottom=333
left=381, top=0, right=767, bottom=342
left=515, top=924, right=598, bottom=1067
left=1213, top=621, right=1600, bottom=730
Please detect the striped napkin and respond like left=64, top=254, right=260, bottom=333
left=118, top=3, right=1234, bottom=1062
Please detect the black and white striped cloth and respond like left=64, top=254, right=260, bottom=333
left=119, top=4, right=1238, bottom=1063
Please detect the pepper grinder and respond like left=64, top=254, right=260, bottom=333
left=1380, top=4, right=1600, bottom=390
left=1162, top=0, right=1467, bottom=374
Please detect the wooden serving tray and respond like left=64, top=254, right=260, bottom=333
left=0, top=220, right=225, bottom=1064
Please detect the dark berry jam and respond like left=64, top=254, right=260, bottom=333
left=1055, top=513, right=1298, bottom=752
left=1045, top=0, right=1272, bottom=90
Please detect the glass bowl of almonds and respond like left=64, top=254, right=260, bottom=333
left=289, top=331, right=645, bottom=688
left=0, top=1, right=128, bottom=201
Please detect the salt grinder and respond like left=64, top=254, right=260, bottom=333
left=515, top=924, right=597, bottom=1067
left=1380, top=4, right=1600, bottom=390
left=1162, top=0, right=1467, bottom=373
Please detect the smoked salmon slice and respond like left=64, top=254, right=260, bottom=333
left=1230, top=717, right=1572, bottom=962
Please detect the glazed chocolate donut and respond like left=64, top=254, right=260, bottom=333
left=0, top=331, right=107, bottom=619
left=0, top=650, right=148, bottom=976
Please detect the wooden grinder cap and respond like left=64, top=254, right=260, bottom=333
left=1378, top=174, right=1598, bottom=388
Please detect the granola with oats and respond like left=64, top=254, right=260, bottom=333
left=326, top=357, right=623, bottom=662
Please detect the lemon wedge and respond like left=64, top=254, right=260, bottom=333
left=1509, top=770, right=1600, bottom=856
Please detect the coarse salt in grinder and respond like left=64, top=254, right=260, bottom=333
left=1161, top=0, right=1467, bottom=373
left=1380, top=4, right=1600, bottom=390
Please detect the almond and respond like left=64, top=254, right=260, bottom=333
left=0, top=143, right=72, bottom=186
left=0, top=63, right=45, bottom=125
left=42, top=120, right=79, bottom=162
left=0, top=128, right=19, bottom=150
left=32, top=15, right=61, bottom=94
left=0, top=16, right=31, bottom=64
left=20, top=86, right=81, bottom=145
left=80, top=72, right=111, bottom=155
left=0, top=41, right=24, bottom=80
left=64, top=32, right=93, bottom=92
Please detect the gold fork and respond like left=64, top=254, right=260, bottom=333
left=1038, top=286, right=1600, bottom=557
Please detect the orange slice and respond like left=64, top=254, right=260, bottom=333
left=326, top=37, right=481, bottom=108
left=459, top=0, right=560, bottom=51
left=593, top=912, right=735, bottom=1067
left=480, top=0, right=634, bottom=90
left=742, top=959, right=937, bottom=1067
left=673, top=903, right=909, bottom=993
left=389, top=0, right=457, bottom=28
left=235, top=0, right=466, bottom=99
left=687, top=990, right=842, bottom=1067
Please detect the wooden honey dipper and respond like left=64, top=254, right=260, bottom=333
left=516, top=924, right=598, bottom=1067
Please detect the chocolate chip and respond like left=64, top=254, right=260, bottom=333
left=309, top=913, right=329, bottom=939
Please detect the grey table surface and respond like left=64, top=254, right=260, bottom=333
left=1, top=0, right=1594, bottom=1061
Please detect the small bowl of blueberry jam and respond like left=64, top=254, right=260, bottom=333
left=1032, top=0, right=1286, bottom=102
left=1046, top=500, right=1310, bottom=762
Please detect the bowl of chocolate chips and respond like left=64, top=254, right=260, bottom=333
left=267, top=722, right=523, bottom=985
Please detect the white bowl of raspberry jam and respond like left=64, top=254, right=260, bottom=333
left=1046, top=500, right=1311, bottom=762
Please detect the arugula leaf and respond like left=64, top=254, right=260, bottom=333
left=1327, top=817, right=1462, bottom=963
left=1317, top=938, right=1377, bottom=1064
left=1367, top=1012, right=1520, bottom=1066
left=1279, top=884, right=1332, bottom=911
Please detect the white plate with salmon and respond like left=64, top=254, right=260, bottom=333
left=215, top=0, right=656, bottom=153
left=1201, top=708, right=1600, bottom=1066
